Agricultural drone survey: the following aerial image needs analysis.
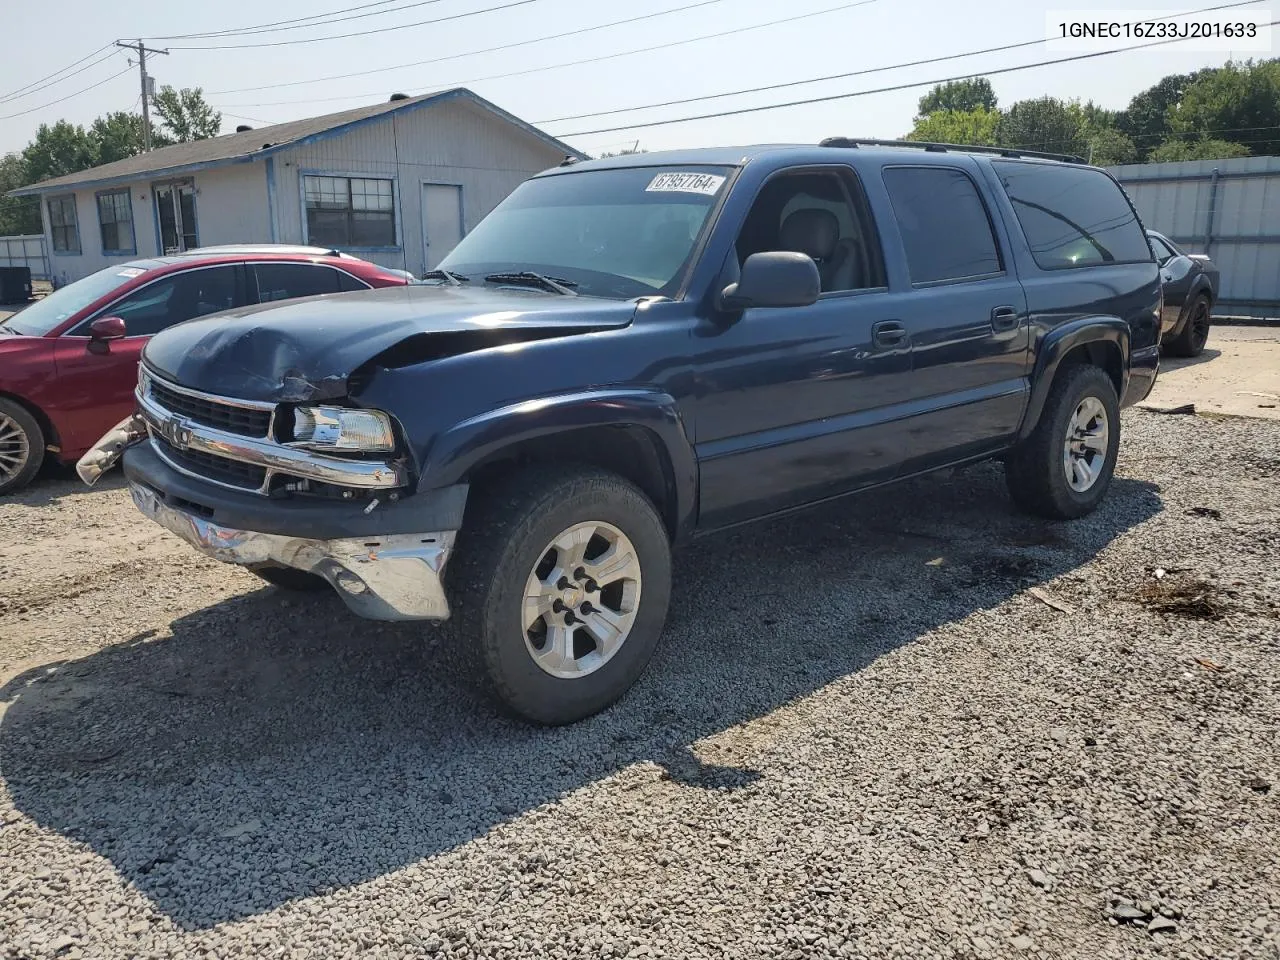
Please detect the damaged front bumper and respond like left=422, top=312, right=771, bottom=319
left=130, top=482, right=456, bottom=620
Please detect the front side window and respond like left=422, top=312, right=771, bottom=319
left=1148, top=233, right=1178, bottom=262
left=882, top=166, right=1002, bottom=284
left=735, top=168, right=886, bottom=293
left=101, top=266, right=238, bottom=337
left=304, top=175, right=396, bottom=248
left=439, top=165, right=733, bottom=299
left=48, top=195, right=80, bottom=254
left=97, top=190, right=135, bottom=255
left=993, top=161, right=1153, bottom=269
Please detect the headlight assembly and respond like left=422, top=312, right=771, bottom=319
left=290, top=406, right=396, bottom=453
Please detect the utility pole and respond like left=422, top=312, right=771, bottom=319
left=115, top=40, right=169, bottom=151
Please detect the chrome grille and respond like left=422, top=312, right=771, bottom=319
left=152, top=436, right=268, bottom=491
left=148, top=379, right=272, bottom=438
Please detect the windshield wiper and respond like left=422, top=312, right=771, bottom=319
left=483, top=271, right=579, bottom=296
left=420, top=268, right=469, bottom=285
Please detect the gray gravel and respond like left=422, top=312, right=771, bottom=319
left=2, top=408, right=1278, bottom=959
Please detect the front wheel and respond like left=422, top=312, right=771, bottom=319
left=1005, top=364, right=1121, bottom=520
left=448, top=465, right=672, bottom=725
left=0, top=398, right=45, bottom=497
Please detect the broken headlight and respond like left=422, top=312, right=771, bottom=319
left=290, top=406, right=395, bottom=453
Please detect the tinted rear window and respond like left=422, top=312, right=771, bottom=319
left=993, top=162, right=1152, bottom=269
left=881, top=167, right=1002, bottom=284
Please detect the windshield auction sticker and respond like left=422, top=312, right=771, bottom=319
left=117, top=268, right=146, bottom=278
left=646, top=172, right=726, bottom=196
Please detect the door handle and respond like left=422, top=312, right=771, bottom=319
left=990, top=305, right=1019, bottom=332
left=872, top=320, right=908, bottom=349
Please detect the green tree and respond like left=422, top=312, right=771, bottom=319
left=1117, top=70, right=1210, bottom=159
left=916, top=78, right=997, bottom=116
left=995, top=96, right=1083, bottom=155
left=1148, top=138, right=1252, bottom=162
left=0, top=153, right=41, bottom=235
left=21, top=120, right=98, bottom=182
left=152, top=86, right=222, bottom=142
left=90, top=111, right=151, bottom=163
left=904, top=107, right=1000, bottom=145
left=1082, top=126, right=1137, bottom=166
left=1168, top=59, right=1280, bottom=157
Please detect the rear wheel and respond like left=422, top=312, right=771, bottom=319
left=0, top=398, right=44, bottom=497
left=1164, top=295, right=1211, bottom=357
left=1005, top=364, right=1120, bottom=520
left=448, top=465, right=672, bottom=726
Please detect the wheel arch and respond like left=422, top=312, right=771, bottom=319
left=421, top=389, right=697, bottom=541
left=1019, top=318, right=1128, bottom=442
left=0, top=390, right=57, bottom=454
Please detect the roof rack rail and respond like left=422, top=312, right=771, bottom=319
left=818, top=137, right=1087, bottom=165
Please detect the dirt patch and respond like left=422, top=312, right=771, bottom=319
left=1134, top=575, right=1226, bottom=620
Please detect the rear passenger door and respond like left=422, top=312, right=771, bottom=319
left=250, top=261, right=369, bottom=303
left=879, top=162, right=1030, bottom=470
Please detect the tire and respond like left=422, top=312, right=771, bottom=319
left=447, top=465, right=673, bottom=726
left=0, top=398, right=45, bottom=497
left=1164, top=295, right=1211, bottom=358
left=1005, top=364, right=1121, bottom=521
left=250, top=565, right=331, bottom=592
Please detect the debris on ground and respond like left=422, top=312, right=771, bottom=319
left=1028, top=586, right=1073, bottom=613
left=1134, top=576, right=1225, bottom=620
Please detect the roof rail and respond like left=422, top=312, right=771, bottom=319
left=818, top=137, right=1087, bottom=165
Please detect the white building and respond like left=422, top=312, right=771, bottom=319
left=9, top=88, right=583, bottom=285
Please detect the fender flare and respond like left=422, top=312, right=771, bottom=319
left=419, top=388, right=698, bottom=538
left=1018, top=317, right=1130, bottom=442
left=1171, top=277, right=1215, bottom=337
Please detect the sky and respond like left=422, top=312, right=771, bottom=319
left=1, top=0, right=1275, bottom=159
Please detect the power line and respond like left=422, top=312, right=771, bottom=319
left=167, top=0, right=544, bottom=50
left=0, top=65, right=134, bottom=122
left=152, top=0, right=415, bottom=40
left=206, top=0, right=734, bottom=97
left=537, top=0, right=1267, bottom=125
left=554, top=22, right=1280, bottom=138
left=0, top=43, right=114, bottom=103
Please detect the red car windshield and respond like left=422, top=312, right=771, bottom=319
left=1, top=262, right=161, bottom=336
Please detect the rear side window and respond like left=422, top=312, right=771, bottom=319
left=882, top=167, right=1002, bottom=284
left=337, top=270, right=371, bottom=292
left=254, top=262, right=342, bottom=302
left=993, top=161, right=1153, bottom=269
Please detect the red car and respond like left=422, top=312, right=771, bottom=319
left=0, top=246, right=410, bottom=494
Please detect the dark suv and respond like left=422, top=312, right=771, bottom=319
left=83, top=140, right=1161, bottom=725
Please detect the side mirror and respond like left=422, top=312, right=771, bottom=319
left=89, top=316, right=127, bottom=341
left=719, top=251, right=821, bottom=311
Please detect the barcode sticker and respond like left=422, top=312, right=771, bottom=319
left=645, top=172, right=726, bottom=196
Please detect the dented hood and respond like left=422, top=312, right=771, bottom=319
left=142, top=284, right=637, bottom=402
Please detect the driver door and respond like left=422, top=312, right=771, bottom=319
left=50, top=264, right=244, bottom=455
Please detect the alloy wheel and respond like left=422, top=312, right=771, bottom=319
left=0, top=412, right=30, bottom=485
left=522, top=521, right=642, bottom=679
left=1062, top=396, right=1109, bottom=493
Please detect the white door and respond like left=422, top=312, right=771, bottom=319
left=421, top=183, right=463, bottom=272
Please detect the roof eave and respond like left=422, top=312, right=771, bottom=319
left=7, top=153, right=260, bottom=197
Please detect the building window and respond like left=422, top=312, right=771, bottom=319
left=304, top=175, right=396, bottom=248
left=96, top=189, right=135, bottom=255
left=48, top=195, right=80, bottom=254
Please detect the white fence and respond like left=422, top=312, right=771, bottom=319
left=1108, top=156, right=1280, bottom=319
left=0, top=234, right=50, bottom=283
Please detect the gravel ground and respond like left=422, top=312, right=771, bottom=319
left=1, top=409, right=1278, bottom=960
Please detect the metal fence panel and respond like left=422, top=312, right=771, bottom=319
left=1108, top=156, right=1280, bottom=318
left=0, top=234, right=50, bottom=282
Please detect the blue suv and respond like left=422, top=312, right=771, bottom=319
left=85, top=139, right=1161, bottom=724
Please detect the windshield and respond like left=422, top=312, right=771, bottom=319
left=1, top=262, right=159, bottom=336
left=439, top=165, right=734, bottom=299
